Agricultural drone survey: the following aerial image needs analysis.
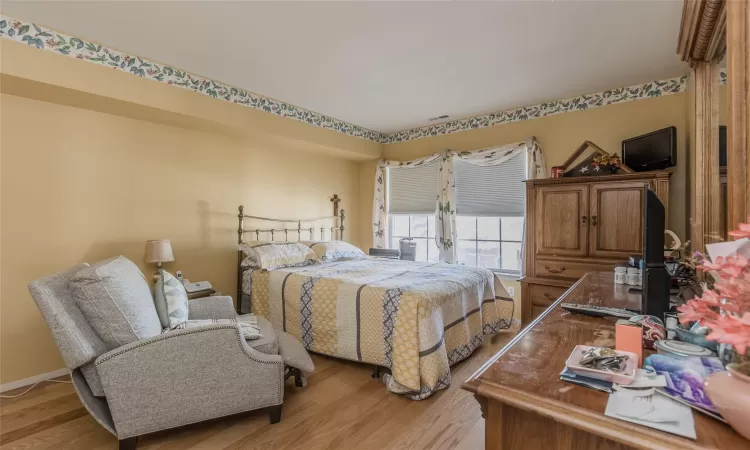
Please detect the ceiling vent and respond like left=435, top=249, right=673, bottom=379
left=428, top=114, right=450, bottom=122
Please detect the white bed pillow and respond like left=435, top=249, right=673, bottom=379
left=238, top=241, right=320, bottom=270
left=300, top=241, right=366, bottom=262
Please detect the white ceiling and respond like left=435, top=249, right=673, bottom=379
left=3, top=0, right=688, bottom=134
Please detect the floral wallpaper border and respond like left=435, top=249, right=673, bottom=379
left=0, top=15, right=728, bottom=145
left=0, top=15, right=383, bottom=143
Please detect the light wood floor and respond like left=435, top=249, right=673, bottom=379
left=0, top=328, right=516, bottom=450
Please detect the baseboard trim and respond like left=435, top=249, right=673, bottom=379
left=0, top=368, right=70, bottom=393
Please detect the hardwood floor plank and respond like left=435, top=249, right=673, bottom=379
left=0, top=409, right=88, bottom=447
left=0, top=329, right=516, bottom=449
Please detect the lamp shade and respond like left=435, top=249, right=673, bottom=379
left=145, top=240, right=174, bottom=263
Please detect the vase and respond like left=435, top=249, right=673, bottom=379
left=704, top=363, right=750, bottom=440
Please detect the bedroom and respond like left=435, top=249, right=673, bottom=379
left=1, top=1, right=749, bottom=449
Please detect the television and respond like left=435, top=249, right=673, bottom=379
left=622, top=126, right=677, bottom=172
left=641, top=186, right=670, bottom=318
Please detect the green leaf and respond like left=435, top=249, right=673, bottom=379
left=127, top=58, right=135, bottom=67
left=33, top=24, right=41, bottom=33
left=18, top=24, right=29, bottom=35
left=85, top=42, right=96, bottom=52
left=0, top=21, right=7, bottom=29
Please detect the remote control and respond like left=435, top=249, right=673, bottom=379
left=561, top=303, right=637, bottom=319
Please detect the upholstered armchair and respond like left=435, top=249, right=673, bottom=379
left=28, top=259, right=313, bottom=450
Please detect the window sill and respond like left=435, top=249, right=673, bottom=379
left=491, top=270, right=521, bottom=281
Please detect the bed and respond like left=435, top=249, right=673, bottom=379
left=236, top=200, right=514, bottom=399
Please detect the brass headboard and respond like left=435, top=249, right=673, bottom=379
left=235, top=195, right=345, bottom=312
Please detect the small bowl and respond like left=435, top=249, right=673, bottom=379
left=674, top=326, right=718, bottom=352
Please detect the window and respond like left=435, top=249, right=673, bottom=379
left=456, top=216, right=524, bottom=273
left=386, top=159, right=441, bottom=263
left=454, top=151, right=526, bottom=274
left=388, top=214, right=440, bottom=262
left=385, top=151, right=526, bottom=272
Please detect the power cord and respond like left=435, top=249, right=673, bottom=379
left=0, top=378, right=72, bottom=399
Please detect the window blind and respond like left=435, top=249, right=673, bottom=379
left=388, top=160, right=440, bottom=214
left=455, top=151, right=525, bottom=216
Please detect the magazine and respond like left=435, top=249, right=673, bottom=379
left=643, top=354, right=726, bottom=419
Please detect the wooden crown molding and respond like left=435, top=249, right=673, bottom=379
left=678, top=0, right=727, bottom=64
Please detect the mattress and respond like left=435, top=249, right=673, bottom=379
left=242, top=258, right=513, bottom=399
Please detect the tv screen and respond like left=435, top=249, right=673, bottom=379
left=622, top=126, right=677, bottom=172
left=720, top=125, right=727, bottom=167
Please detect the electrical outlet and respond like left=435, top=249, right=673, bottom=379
left=507, top=286, right=515, bottom=297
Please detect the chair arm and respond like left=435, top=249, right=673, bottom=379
left=94, top=324, right=283, bottom=439
left=188, top=295, right=238, bottom=319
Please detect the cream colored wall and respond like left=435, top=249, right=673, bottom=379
left=359, top=93, right=690, bottom=251
left=0, top=38, right=710, bottom=385
left=0, top=41, right=376, bottom=384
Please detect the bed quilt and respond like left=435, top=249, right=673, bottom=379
left=242, top=258, right=513, bottom=399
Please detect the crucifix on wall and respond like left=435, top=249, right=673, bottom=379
left=329, top=194, right=341, bottom=216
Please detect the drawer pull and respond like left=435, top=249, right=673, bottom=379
left=545, top=266, right=566, bottom=274
left=592, top=215, right=598, bottom=226
left=543, top=293, right=555, bottom=300
left=582, top=215, right=587, bottom=226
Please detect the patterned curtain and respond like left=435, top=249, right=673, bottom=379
left=435, top=138, right=547, bottom=263
left=372, top=160, right=388, bottom=249
left=372, top=154, right=442, bottom=249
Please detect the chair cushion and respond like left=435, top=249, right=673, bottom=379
left=277, top=330, right=315, bottom=373
left=247, top=316, right=278, bottom=355
left=28, top=264, right=109, bottom=369
left=70, top=256, right=162, bottom=349
left=153, top=270, right=189, bottom=329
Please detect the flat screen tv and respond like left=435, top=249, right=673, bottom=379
left=622, top=126, right=677, bottom=172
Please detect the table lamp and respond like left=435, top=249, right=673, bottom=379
left=145, top=239, right=174, bottom=282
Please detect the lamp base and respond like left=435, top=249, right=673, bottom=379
left=152, top=263, right=163, bottom=283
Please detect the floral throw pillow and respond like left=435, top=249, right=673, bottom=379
left=238, top=241, right=320, bottom=270
left=300, top=241, right=367, bottom=262
left=153, top=270, right=189, bottom=329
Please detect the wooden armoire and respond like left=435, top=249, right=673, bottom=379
left=521, top=171, right=671, bottom=324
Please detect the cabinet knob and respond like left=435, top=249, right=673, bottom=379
left=543, top=293, right=554, bottom=300
left=592, top=215, right=598, bottom=226
left=582, top=215, right=587, bottom=225
left=545, top=266, right=566, bottom=274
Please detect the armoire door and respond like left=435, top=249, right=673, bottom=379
left=589, top=182, right=646, bottom=259
left=536, top=185, right=589, bottom=257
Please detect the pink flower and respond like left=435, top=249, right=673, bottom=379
left=679, top=220, right=750, bottom=354
left=728, top=219, right=750, bottom=238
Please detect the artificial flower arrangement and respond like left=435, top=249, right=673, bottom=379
left=591, top=153, right=622, bottom=173
left=678, top=220, right=750, bottom=375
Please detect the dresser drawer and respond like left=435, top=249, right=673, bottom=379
left=535, top=260, right=614, bottom=280
left=528, top=284, right=569, bottom=308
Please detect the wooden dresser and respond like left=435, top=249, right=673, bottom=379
left=521, top=171, right=671, bottom=324
left=464, top=272, right=747, bottom=450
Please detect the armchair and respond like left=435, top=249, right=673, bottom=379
left=28, top=261, right=307, bottom=450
